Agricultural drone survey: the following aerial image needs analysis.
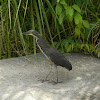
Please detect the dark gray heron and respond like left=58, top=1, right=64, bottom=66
left=22, top=30, right=72, bottom=84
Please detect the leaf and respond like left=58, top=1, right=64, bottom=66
left=57, top=0, right=60, bottom=3
left=56, top=3, right=62, bottom=15
left=61, top=39, right=67, bottom=46
left=74, top=13, right=79, bottom=24
left=75, top=26, right=80, bottom=35
left=68, top=15, right=73, bottom=22
left=68, top=6, right=74, bottom=17
left=63, top=3, right=68, bottom=9
left=78, top=13, right=82, bottom=23
left=74, top=13, right=82, bottom=24
left=66, top=6, right=74, bottom=17
left=64, top=42, right=68, bottom=51
left=60, top=0, right=66, bottom=4
left=77, top=22, right=82, bottom=28
left=58, top=12, right=65, bottom=24
left=68, top=37, right=74, bottom=43
left=85, top=44, right=89, bottom=51
left=83, top=20, right=90, bottom=28
left=67, top=45, right=72, bottom=52
left=72, top=4, right=81, bottom=13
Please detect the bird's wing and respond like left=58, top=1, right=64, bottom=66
left=45, top=47, right=67, bottom=66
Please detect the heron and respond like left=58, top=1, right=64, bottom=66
left=22, top=30, right=72, bottom=84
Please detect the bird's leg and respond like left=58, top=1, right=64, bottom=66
left=44, top=70, right=52, bottom=81
left=56, top=66, right=58, bottom=83
left=53, top=66, right=59, bottom=84
left=38, top=62, right=52, bottom=83
left=38, top=71, right=51, bottom=83
left=49, top=66, right=62, bottom=85
left=55, top=66, right=62, bottom=84
left=39, top=70, right=52, bottom=83
left=44, top=60, right=54, bottom=81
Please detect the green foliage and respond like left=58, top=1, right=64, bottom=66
left=54, top=0, right=99, bottom=58
left=0, top=0, right=100, bottom=59
left=74, top=13, right=82, bottom=24
left=58, top=12, right=65, bottom=24
left=56, top=4, right=62, bottom=15
left=72, top=4, right=81, bottom=13
left=56, top=0, right=90, bottom=38
left=83, top=20, right=90, bottom=28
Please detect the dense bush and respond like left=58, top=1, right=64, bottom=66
left=0, top=0, right=100, bottom=59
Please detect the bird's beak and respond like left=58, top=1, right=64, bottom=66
left=22, top=30, right=39, bottom=39
left=22, top=32, right=33, bottom=36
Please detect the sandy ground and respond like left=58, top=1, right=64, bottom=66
left=0, top=53, right=100, bottom=100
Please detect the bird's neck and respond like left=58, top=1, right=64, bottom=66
left=36, top=37, right=50, bottom=49
left=36, top=37, right=50, bottom=60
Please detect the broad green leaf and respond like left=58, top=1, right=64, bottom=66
left=83, top=20, right=90, bottom=28
left=56, top=3, right=62, bottom=15
left=69, top=6, right=74, bottom=17
left=59, top=12, right=65, bottom=24
left=57, top=0, right=60, bottom=3
left=74, top=13, right=79, bottom=24
left=67, top=45, right=72, bottom=52
left=66, top=6, right=74, bottom=17
left=68, top=15, right=73, bottom=22
left=75, top=26, right=80, bottom=35
left=78, top=13, right=82, bottom=23
left=72, top=4, right=81, bottom=13
left=63, top=3, right=68, bottom=9
left=60, top=0, right=66, bottom=4
left=74, top=13, right=82, bottom=24
left=64, top=42, right=68, bottom=51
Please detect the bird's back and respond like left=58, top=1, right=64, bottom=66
left=44, top=47, right=72, bottom=70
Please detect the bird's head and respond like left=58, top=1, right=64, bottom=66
left=22, top=30, right=40, bottom=39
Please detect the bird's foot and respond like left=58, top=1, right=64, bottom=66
left=49, top=81, right=62, bottom=85
left=38, top=79, right=49, bottom=83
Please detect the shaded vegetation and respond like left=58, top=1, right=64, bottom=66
left=0, top=0, right=100, bottom=59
